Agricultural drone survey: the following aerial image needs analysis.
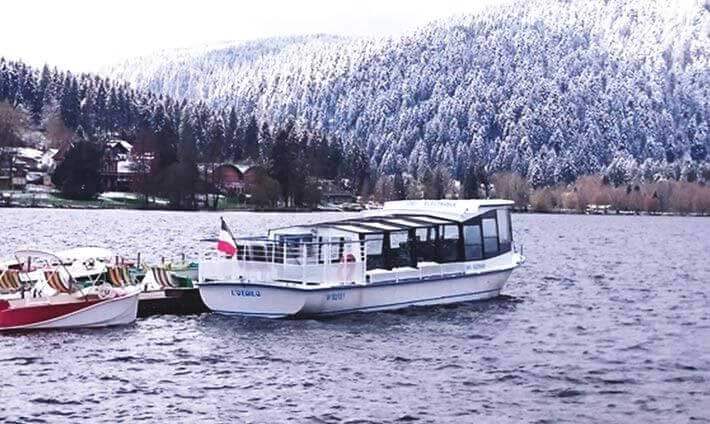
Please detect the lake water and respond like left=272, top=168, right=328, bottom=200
left=1, top=209, right=709, bottom=423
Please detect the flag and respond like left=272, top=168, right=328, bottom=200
left=217, top=217, right=237, bottom=256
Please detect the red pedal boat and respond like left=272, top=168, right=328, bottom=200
left=0, top=250, right=139, bottom=331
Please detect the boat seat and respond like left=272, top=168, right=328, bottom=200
left=44, top=270, right=73, bottom=294
left=391, top=266, right=420, bottom=281
left=366, top=268, right=401, bottom=283
left=106, top=265, right=133, bottom=287
left=0, top=269, right=22, bottom=293
left=417, top=261, right=445, bottom=279
left=366, top=268, right=391, bottom=275
left=151, top=267, right=177, bottom=289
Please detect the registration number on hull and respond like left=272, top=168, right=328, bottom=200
left=230, top=289, right=261, bottom=297
left=326, top=292, right=345, bottom=301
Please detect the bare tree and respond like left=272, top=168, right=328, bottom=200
left=373, top=175, right=394, bottom=203
left=492, top=172, right=531, bottom=209
left=693, top=185, right=710, bottom=215
left=423, top=166, right=453, bottom=199
left=44, top=113, right=76, bottom=149
left=0, top=102, right=29, bottom=188
left=0, top=102, right=27, bottom=149
left=130, top=128, right=159, bottom=207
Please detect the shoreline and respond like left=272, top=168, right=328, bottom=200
left=512, top=208, right=709, bottom=218
left=0, top=202, right=330, bottom=213
left=0, top=201, right=708, bottom=217
left=0, top=190, right=367, bottom=213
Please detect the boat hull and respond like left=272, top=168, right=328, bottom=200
left=198, top=268, right=514, bottom=318
left=0, top=292, right=139, bottom=331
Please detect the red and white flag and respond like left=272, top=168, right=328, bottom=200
left=217, top=217, right=237, bottom=256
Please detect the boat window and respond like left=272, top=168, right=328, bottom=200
left=443, top=225, right=459, bottom=240
left=285, top=242, right=301, bottom=264
left=236, top=242, right=246, bottom=258
left=497, top=209, right=512, bottom=253
left=364, top=234, right=384, bottom=270
left=389, top=231, right=408, bottom=249
left=274, top=234, right=312, bottom=264
left=463, top=223, right=483, bottom=260
left=273, top=243, right=284, bottom=263
left=305, top=241, right=319, bottom=265
left=317, top=236, right=324, bottom=263
left=482, top=216, right=499, bottom=258
left=440, top=224, right=460, bottom=263
left=248, top=243, right=272, bottom=262
left=388, top=230, right=413, bottom=268
left=415, top=227, right=437, bottom=263
left=365, top=234, right=383, bottom=255
left=329, top=237, right=344, bottom=263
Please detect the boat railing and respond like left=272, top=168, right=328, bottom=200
left=199, top=238, right=368, bottom=286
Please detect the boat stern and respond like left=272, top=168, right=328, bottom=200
left=198, top=281, right=308, bottom=318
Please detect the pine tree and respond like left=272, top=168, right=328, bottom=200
left=243, top=115, right=259, bottom=160
left=258, top=121, right=272, bottom=165
left=393, top=172, right=406, bottom=200
left=463, top=164, right=480, bottom=199
left=207, top=116, right=225, bottom=163
left=225, top=107, right=240, bottom=162
left=59, top=75, right=80, bottom=130
left=51, top=141, right=104, bottom=200
left=690, top=122, right=708, bottom=161
left=270, top=123, right=296, bottom=204
left=178, top=114, right=198, bottom=164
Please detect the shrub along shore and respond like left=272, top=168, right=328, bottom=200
left=493, top=173, right=710, bottom=216
left=2, top=173, right=710, bottom=217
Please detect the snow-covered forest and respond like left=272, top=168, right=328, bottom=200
left=108, top=0, right=709, bottom=187
left=0, top=58, right=369, bottom=206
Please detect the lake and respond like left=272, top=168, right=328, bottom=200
left=1, top=209, right=709, bottom=423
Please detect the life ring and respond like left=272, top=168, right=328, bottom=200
left=83, top=258, right=96, bottom=270
left=338, top=253, right=357, bottom=282
left=98, top=284, right=116, bottom=299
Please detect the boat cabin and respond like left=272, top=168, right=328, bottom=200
left=280, top=202, right=510, bottom=262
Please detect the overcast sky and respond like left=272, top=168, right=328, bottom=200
left=0, top=0, right=501, bottom=72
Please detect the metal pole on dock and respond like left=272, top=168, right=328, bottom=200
left=137, top=253, right=141, bottom=268
left=301, top=243, right=306, bottom=282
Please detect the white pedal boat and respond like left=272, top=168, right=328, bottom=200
left=198, top=199, right=525, bottom=318
left=0, top=250, right=140, bottom=331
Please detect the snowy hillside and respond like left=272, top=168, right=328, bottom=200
left=106, top=0, right=710, bottom=185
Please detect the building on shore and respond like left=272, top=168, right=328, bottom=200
left=0, top=147, right=57, bottom=190
left=206, top=163, right=264, bottom=195
left=318, top=179, right=357, bottom=205
left=100, top=140, right=149, bottom=192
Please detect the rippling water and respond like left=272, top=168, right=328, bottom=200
left=1, top=209, right=709, bottom=423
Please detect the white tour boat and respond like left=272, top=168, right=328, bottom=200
left=197, top=199, right=525, bottom=318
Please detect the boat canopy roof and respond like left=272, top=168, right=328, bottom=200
left=56, top=247, right=114, bottom=262
left=266, top=200, right=512, bottom=237
left=13, top=249, right=70, bottom=267
left=311, top=215, right=456, bottom=234
left=378, top=199, right=514, bottom=222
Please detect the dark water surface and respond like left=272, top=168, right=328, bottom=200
left=1, top=210, right=709, bottom=423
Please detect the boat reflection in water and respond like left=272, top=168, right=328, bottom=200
left=198, top=199, right=525, bottom=318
